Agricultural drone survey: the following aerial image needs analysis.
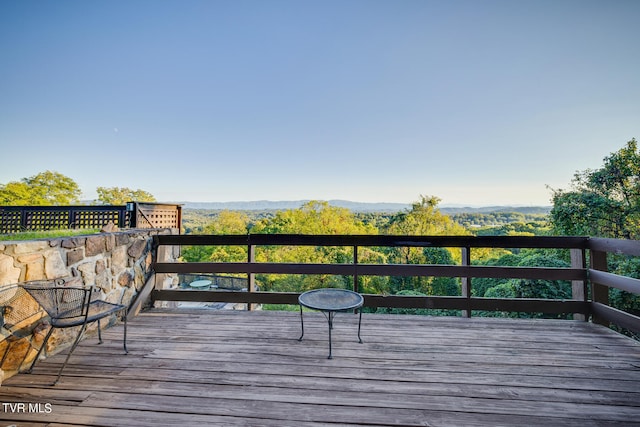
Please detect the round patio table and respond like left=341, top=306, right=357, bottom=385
left=297, top=288, right=364, bottom=359
left=189, top=280, right=212, bottom=289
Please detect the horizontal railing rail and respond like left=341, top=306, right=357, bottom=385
left=587, top=237, right=640, bottom=334
left=151, top=234, right=640, bottom=334
left=154, top=234, right=590, bottom=248
left=155, top=261, right=585, bottom=280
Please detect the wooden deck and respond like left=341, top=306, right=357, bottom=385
left=1, top=309, right=640, bottom=426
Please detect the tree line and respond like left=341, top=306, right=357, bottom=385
left=182, top=209, right=550, bottom=235
left=451, top=212, right=548, bottom=229
left=179, top=139, right=640, bottom=320
left=0, top=170, right=156, bottom=205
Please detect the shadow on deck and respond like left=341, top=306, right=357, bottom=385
left=1, top=309, right=640, bottom=426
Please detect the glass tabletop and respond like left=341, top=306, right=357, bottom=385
left=298, top=288, right=364, bottom=311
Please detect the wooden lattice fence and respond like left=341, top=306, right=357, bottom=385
left=132, top=203, right=183, bottom=230
left=0, top=203, right=181, bottom=234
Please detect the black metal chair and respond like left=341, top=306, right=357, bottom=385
left=22, top=279, right=128, bottom=385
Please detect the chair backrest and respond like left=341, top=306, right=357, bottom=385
left=1, top=285, right=39, bottom=332
left=0, top=284, right=45, bottom=338
left=22, top=280, right=93, bottom=321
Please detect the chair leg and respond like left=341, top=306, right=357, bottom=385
left=53, top=323, right=87, bottom=386
left=27, top=326, right=54, bottom=374
left=97, top=319, right=103, bottom=344
left=298, top=304, right=304, bottom=341
left=124, top=312, right=129, bottom=354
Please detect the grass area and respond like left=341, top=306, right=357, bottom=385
left=0, top=229, right=101, bottom=241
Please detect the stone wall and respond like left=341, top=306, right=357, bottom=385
left=0, top=228, right=178, bottom=383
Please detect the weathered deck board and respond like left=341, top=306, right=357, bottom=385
left=1, top=309, right=639, bottom=426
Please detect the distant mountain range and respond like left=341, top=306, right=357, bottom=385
left=177, top=200, right=551, bottom=214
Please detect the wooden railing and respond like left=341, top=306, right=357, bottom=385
left=151, top=234, right=640, bottom=335
left=588, top=237, right=640, bottom=333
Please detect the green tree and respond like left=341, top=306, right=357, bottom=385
left=0, top=181, right=32, bottom=205
left=251, top=201, right=378, bottom=292
left=386, top=195, right=469, bottom=237
left=0, top=170, right=81, bottom=205
left=381, top=195, right=470, bottom=296
left=252, top=200, right=377, bottom=235
left=384, top=194, right=469, bottom=264
left=203, top=210, right=250, bottom=234
left=550, top=140, right=640, bottom=325
left=550, top=139, right=640, bottom=239
left=181, top=210, right=250, bottom=263
left=478, top=251, right=572, bottom=318
left=96, top=187, right=156, bottom=205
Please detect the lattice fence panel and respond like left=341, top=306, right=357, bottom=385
left=0, top=210, right=22, bottom=234
left=72, top=210, right=127, bottom=229
left=24, top=210, right=70, bottom=231
left=1, top=206, right=130, bottom=234
left=136, top=205, right=181, bottom=229
left=1, top=204, right=180, bottom=234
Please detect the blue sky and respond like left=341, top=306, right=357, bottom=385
left=1, top=0, right=638, bottom=206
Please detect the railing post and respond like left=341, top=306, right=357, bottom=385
left=248, top=243, right=256, bottom=311
left=461, top=246, right=471, bottom=318
left=353, top=245, right=359, bottom=294
left=571, top=248, right=587, bottom=321
left=590, top=249, right=609, bottom=326
left=132, top=202, right=138, bottom=228
left=21, top=209, right=28, bottom=231
left=123, top=203, right=133, bottom=228
left=152, top=239, right=178, bottom=309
